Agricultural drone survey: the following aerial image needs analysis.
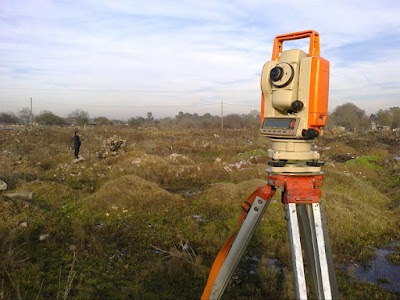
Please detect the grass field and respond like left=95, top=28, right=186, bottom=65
left=1, top=125, right=399, bottom=299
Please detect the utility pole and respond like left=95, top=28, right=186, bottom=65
left=220, top=100, right=224, bottom=132
left=30, top=97, right=33, bottom=126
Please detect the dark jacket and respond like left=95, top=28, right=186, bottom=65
left=73, top=134, right=81, bottom=149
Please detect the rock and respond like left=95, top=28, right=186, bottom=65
left=214, top=157, right=222, bottom=164
left=19, top=221, right=28, bottom=228
left=39, top=234, right=49, bottom=241
left=0, top=180, right=7, bottom=191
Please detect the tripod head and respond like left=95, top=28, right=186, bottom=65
left=259, top=30, right=330, bottom=172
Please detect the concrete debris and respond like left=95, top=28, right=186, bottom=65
left=73, top=156, right=85, bottom=163
left=4, top=192, right=33, bottom=200
left=0, top=180, right=7, bottom=191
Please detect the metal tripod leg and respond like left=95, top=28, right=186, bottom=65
left=210, top=196, right=271, bottom=299
left=286, top=203, right=307, bottom=299
left=287, top=203, right=338, bottom=299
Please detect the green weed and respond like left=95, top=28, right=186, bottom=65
left=345, top=155, right=383, bottom=171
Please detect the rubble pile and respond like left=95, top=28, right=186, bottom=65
left=97, top=135, right=127, bottom=159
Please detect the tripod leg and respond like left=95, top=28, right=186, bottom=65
left=202, top=185, right=275, bottom=300
left=320, top=205, right=339, bottom=300
left=210, top=196, right=270, bottom=298
left=297, top=203, right=335, bottom=299
left=297, top=204, right=322, bottom=299
left=286, top=203, right=308, bottom=300
left=312, top=203, right=332, bottom=299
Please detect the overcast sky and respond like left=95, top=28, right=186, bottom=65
left=1, top=0, right=399, bottom=120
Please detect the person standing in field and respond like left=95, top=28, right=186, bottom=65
left=73, top=130, right=81, bottom=158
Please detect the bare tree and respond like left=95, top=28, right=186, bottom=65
left=35, top=110, right=66, bottom=125
left=68, top=109, right=89, bottom=126
left=330, top=102, right=369, bottom=130
left=18, top=107, right=33, bottom=125
left=0, top=112, right=19, bottom=124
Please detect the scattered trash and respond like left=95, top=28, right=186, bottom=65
left=223, top=166, right=233, bottom=174
left=234, top=160, right=251, bottom=170
left=192, top=214, right=202, bottom=222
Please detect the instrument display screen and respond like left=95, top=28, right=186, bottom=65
left=262, top=118, right=296, bottom=129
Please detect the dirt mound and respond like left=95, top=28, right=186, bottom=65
left=79, top=175, right=184, bottom=219
left=110, top=152, right=200, bottom=186
left=322, top=142, right=359, bottom=162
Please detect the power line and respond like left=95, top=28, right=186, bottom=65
left=224, top=102, right=259, bottom=108
left=34, top=101, right=220, bottom=108
left=0, top=87, right=256, bottom=93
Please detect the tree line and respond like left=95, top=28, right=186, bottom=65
left=0, top=108, right=261, bottom=129
left=329, top=103, right=400, bottom=131
left=1, top=103, right=399, bottom=131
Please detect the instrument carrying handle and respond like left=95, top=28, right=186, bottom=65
left=271, top=30, right=320, bottom=60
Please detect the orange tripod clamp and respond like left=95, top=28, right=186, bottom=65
left=268, top=174, right=324, bottom=204
left=271, top=30, right=320, bottom=60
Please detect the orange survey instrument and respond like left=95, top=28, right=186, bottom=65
left=260, top=30, right=329, bottom=138
left=201, top=30, right=337, bottom=300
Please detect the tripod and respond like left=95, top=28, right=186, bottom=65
left=201, top=157, right=339, bottom=299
